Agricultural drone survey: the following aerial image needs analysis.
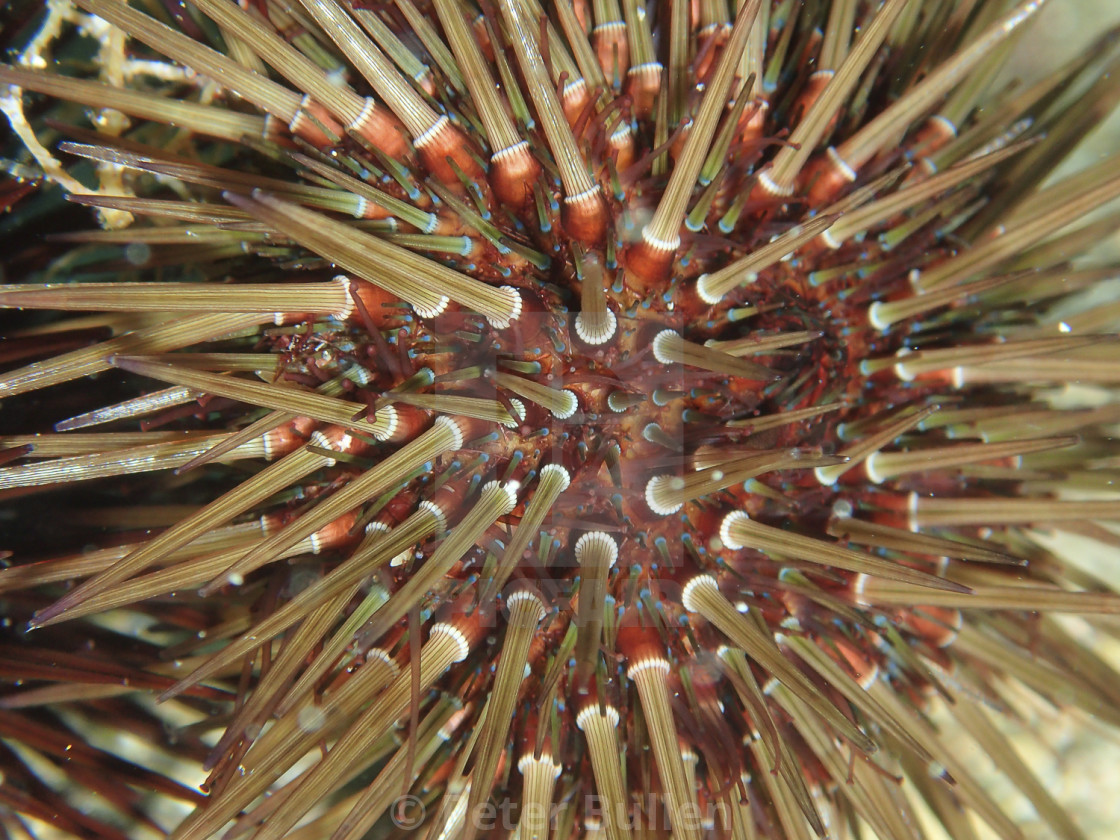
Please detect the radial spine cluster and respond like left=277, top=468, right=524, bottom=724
left=1, top=0, right=1120, bottom=838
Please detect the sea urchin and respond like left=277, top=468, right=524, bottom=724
left=2, top=0, right=1120, bottom=838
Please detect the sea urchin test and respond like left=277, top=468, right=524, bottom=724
left=1, top=1, right=1119, bottom=838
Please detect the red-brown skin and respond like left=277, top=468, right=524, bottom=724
left=790, top=70, right=839, bottom=135
left=594, top=22, right=630, bottom=82
left=610, top=126, right=636, bottom=172
left=287, top=98, right=345, bottom=148
left=626, top=63, right=663, bottom=121
left=623, top=236, right=678, bottom=293
left=262, top=416, right=319, bottom=459
left=694, top=24, right=731, bottom=84
left=416, top=120, right=488, bottom=187
left=908, top=115, right=959, bottom=160
left=490, top=145, right=544, bottom=211
left=615, top=619, right=669, bottom=667
left=351, top=101, right=413, bottom=162
left=800, top=150, right=857, bottom=206
left=734, top=97, right=770, bottom=148
left=385, top=405, right=433, bottom=443
left=896, top=605, right=963, bottom=649
left=562, top=187, right=611, bottom=247
left=308, top=510, right=362, bottom=554
left=561, top=80, right=594, bottom=127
